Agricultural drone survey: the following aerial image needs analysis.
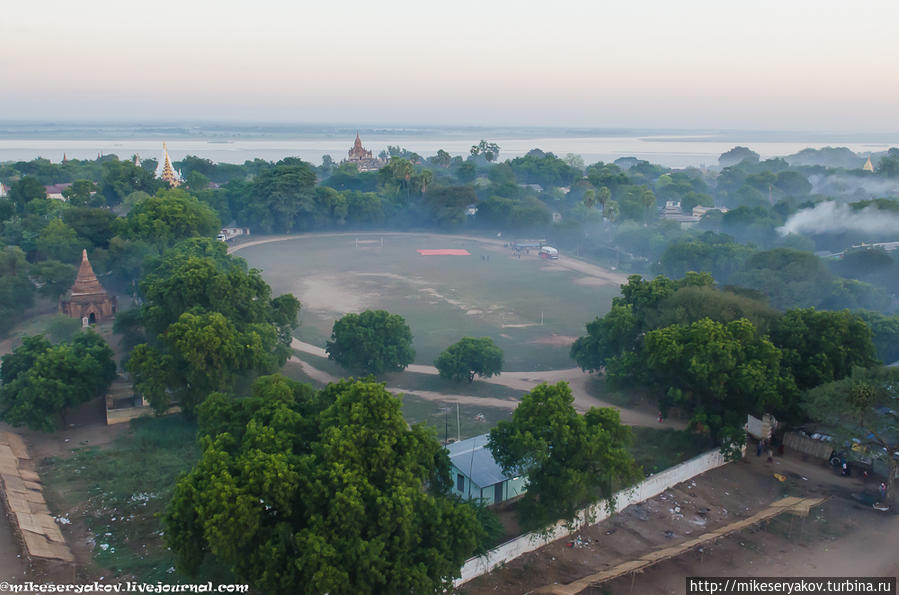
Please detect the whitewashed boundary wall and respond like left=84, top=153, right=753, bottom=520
left=455, top=447, right=731, bottom=586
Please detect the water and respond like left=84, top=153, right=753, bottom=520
left=0, top=122, right=896, bottom=168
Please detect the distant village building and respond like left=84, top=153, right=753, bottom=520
left=59, top=250, right=117, bottom=325
left=342, top=133, right=385, bottom=172
left=44, top=183, right=73, bottom=200
left=447, top=434, right=527, bottom=506
left=0, top=183, right=8, bottom=198
left=863, top=156, right=875, bottom=172
left=692, top=205, right=728, bottom=218
left=217, top=227, right=250, bottom=242
left=659, top=200, right=701, bottom=227
left=157, top=142, right=182, bottom=187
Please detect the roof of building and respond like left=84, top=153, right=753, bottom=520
left=70, top=250, right=108, bottom=297
left=447, top=433, right=514, bottom=488
left=44, top=183, right=73, bottom=195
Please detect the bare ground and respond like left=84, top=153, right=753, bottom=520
left=461, top=449, right=898, bottom=595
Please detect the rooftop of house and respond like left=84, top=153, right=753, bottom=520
left=446, top=433, right=515, bottom=488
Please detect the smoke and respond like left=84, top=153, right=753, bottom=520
left=778, top=201, right=899, bottom=236
left=809, top=173, right=899, bottom=199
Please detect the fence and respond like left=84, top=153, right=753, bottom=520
left=455, top=447, right=732, bottom=586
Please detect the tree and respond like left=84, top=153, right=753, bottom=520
left=421, top=185, right=476, bottom=226
left=643, top=318, right=795, bottom=446
left=769, top=308, right=879, bottom=391
left=128, top=251, right=300, bottom=414
left=62, top=207, right=118, bottom=248
left=61, top=179, right=100, bottom=206
left=326, top=310, right=415, bottom=375
left=165, top=376, right=483, bottom=593
left=719, top=146, right=760, bottom=168
left=470, top=140, right=500, bottom=162
left=431, top=149, right=452, bottom=168
left=804, top=367, right=899, bottom=508
left=31, top=260, right=77, bottom=298
left=239, top=158, right=317, bottom=232
left=128, top=311, right=279, bottom=414
left=853, top=310, right=899, bottom=365
left=36, top=219, right=82, bottom=263
left=100, top=158, right=162, bottom=204
left=0, top=331, right=115, bottom=432
left=122, top=189, right=221, bottom=249
left=435, top=337, right=503, bottom=383
left=488, top=382, right=637, bottom=529
left=9, top=176, right=47, bottom=213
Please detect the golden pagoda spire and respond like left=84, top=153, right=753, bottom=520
left=160, top=142, right=180, bottom=187
left=863, top=156, right=874, bottom=172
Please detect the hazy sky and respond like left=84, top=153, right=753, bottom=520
left=3, top=0, right=897, bottom=130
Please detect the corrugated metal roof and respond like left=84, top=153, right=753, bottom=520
left=447, top=433, right=513, bottom=488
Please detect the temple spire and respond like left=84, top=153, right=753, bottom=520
left=160, top=142, right=181, bottom=187
left=71, top=249, right=105, bottom=296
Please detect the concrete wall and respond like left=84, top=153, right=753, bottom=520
left=455, top=447, right=732, bottom=586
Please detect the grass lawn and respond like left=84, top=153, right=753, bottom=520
left=400, top=394, right=514, bottom=442
left=41, top=416, right=206, bottom=582
left=239, top=234, right=619, bottom=371
left=629, top=427, right=710, bottom=476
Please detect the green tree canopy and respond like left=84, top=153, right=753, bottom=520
left=326, top=310, right=414, bottom=375
left=435, top=337, right=503, bottom=383
left=165, top=376, right=483, bottom=593
left=488, top=382, right=638, bottom=529
left=643, top=317, right=795, bottom=445
left=769, top=308, right=879, bottom=391
left=0, top=331, right=115, bottom=432
left=122, top=189, right=221, bottom=249
left=127, top=251, right=300, bottom=414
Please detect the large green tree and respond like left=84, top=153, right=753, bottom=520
left=0, top=332, right=116, bottom=431
left=488, top=382, right=638, bottom=529
left=165, top=376, right=483, bottom=594
left=326, top=310, right=414, bottom=375
left=127, top=251, right=300, bottom=414
left=122, top=189, right=221, bottom=249
left=435, top=337, right=503, bottom=383
left=769, top=308, right=879, bottom=391
left=643, top=318, right=795, bottom=446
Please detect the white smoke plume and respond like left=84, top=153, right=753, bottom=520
left=778, top=201, right=899, bottom=236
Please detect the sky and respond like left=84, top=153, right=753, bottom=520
left=2, top=0, right=898, bottom=131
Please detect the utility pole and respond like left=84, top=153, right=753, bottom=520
left=456, top=403, right=461, bottom=442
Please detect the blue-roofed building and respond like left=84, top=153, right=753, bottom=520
left=446, top=434, right=527, bottom=506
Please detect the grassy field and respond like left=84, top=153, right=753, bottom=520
left=238, top=234, right=619, bottom=371
left=630, top=427, right=710, bottom=475
left=42, top=416, right=205, bottom=583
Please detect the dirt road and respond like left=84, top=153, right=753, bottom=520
left=464, top=449, right=898, bottom=595
left=290, top=339, right=679, bottom=428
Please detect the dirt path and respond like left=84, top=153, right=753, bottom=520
left=290, top=339, right=680, bottom=429
left=464, top=450, right=898, bottom=595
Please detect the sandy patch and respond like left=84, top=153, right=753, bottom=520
left=296, top=275, right=367, bottom=314
left=466, top=309, right=483, bottom=316
left=531, top=335, right=578, bottom=346
left=502, top=323, right=538, bottom=328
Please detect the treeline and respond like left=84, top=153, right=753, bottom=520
left=3, top=141, right=898, bottom=342
left=570, top=273, right=882, bottom=449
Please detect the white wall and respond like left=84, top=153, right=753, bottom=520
left=455, top=448, right=731, bottom=586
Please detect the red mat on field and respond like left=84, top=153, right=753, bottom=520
left=416, top=249, right=471, bottom=256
